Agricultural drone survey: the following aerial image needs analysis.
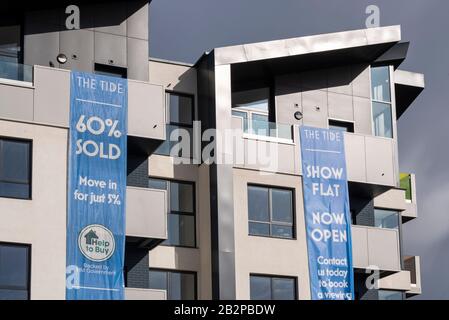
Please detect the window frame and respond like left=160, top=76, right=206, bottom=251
left=370, top=65, right=394, bottom=139
left=149, top=177, right=197, bottom=248
left=166, top=91, right=195, bottom=128
left=249, top=273, right=298, bottom=300
left=0, top=136, right=32, bottom=200
left=149, top=268, right=198, bottom=300
left=154, top=91, right=195, bottom=158
left=0, top=242, right=31, bottom=300
left=247, top=184, right=296, bottom=240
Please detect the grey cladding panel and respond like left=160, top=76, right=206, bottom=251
left=94, top=32, right=127, bottom=67
left=24, top=32, right=59, bottom=68
left=93, top=2, right=127, bottom=36
left=0, top=85, right=34, bottom=122
left=327, top=66, right=353, bottom=95
left=59, top=29, right=94, bottom=73
left=302, top=90, right=327, bottom=128
left=127, top=37, right=149, bottom=81
left=127, top=1, right=149, bottom=40
left=328, top=92, right=353, bottom=121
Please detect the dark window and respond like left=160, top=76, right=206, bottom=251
left=0, top=138, right=31, bottom=199
left=94, top=63, right=127, bottom=78
left=169, top=93, right=194, bottom=126
left=0, top=243, right=30, bottom=300
left=250, top=275, right=296, bottom=300
left=149, top=269, right=196, bottom=300
left=155, top=92, right=194, bottom=158
left=248, top=185, right=294, bottom=239
left=329, top=119, right=354, bottom=133
left=149, top=178, right=196, bottom=247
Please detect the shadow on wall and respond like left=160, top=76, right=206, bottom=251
left=1, top=1, right=143, bottom=34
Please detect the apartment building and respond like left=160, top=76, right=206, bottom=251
left=0, top=0, right=424, bottom=300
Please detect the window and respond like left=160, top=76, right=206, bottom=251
left=0, top=25, right=23, bottom=81
left=149, top=178, right=196, bottom=247
left=329, top=119, right=354, bottom=133
left=231, top=88, right=292, bottom=140
left=155, top=92, right=194, bottom=158
left=248, top=185, right=294, bottom=239
left=378, top=290, right=403, bottom=300
left=250, top=275, right=296, bottom=300
left=371, top=66, right=393, bottom=138
left=94, top=63, right=127, bottom=78
left=0, top=243, right=30, bottom=300
left=374, top=209, right=399, bottom=230
left=0, top=138, right=31, bottom=199
left=149, top=269, right=196, bottom=300
left=232, top=88, right=270, bottom=136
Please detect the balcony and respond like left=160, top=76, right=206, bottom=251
left=125, top=288, right=166, bottom=300
left=232, top=116, right=398, bottom=189
left=400, top=173, right=418, bottom=221
left=404, top=256, right=422, bottom=297
left=126, top=186, right=167, bottom=248
left=351, top=225, right=401, bottom=272
left=0, top=61, right=33, bottom=83
left=0, top=65, right=166, bottom=147
left=377, top=270, right=411, bottom=292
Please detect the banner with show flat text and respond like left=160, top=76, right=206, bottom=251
left=300, top=126, right=354, bottom=300
left=66, top=71, right=127, bottom=300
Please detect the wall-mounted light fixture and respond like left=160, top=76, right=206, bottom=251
left=56, top=53, right=68, bottom=64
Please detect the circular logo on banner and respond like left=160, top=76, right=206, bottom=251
left=78, top=224, right=115, bottom=262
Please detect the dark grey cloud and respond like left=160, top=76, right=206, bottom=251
left=150, top=0, right=449, bottom=299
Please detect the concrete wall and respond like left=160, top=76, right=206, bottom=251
left=148, top=155, right=212, bottom=299
left=146, top=59, right=211, bottom=298
left=0, top=66, right=165, bottom=142
left=274, top=64, right=372, bottom=135
left=24, top=1, right=149, bottom=81
left=232, top=168, right=311, bottom=300
left=0, top=119, right=68, bottom=300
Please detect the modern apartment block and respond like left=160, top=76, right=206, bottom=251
left=0, top=0, right=424, bottom=300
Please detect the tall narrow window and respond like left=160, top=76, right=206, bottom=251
left=0, top=243, right=30, bottom=300
left=149, top=178, right=196, bottom=247
left=155, top=92, right=194, bottom=158
left=149, top=269, right=197, bottom=300
left=371, top=66, right=393, bottom=138
left=0, top=138, right=31, bottom=199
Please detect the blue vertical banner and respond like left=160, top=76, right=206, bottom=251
left=66, top=71, right=127, bottom=300
left=300, top=126, right=354, bottom=300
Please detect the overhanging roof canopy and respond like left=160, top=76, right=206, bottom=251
left=394, top=69, right=425, bottom=118
left=214, top=25, right=402, bottom=66
left=211, top=26, right=403, bottom=87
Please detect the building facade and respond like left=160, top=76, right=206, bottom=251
left=0, top=0, right=424, bottom=300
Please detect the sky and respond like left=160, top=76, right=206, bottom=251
left=149, top=0, right=449, bottom=299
